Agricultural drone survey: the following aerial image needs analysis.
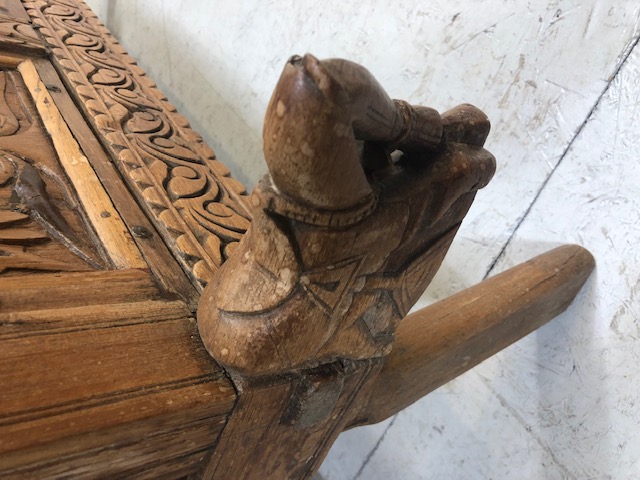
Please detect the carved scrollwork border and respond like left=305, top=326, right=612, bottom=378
left=23, top=0, right=252, bottom=288
left=0, top=12, right=46, bottom=54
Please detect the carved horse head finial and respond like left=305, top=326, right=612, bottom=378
left=198, top=54, right=495, bottom=376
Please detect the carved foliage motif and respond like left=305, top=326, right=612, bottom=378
left=24, top=0, right=252, bottom=287
left=0, top=152, right=99, bottom=273
left=0, top=64, right=105, bottom=274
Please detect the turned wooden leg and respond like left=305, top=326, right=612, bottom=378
left=348, top=244, right=595, bottom=427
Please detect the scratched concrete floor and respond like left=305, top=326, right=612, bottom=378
left=86, top=1, right=640, bottom=478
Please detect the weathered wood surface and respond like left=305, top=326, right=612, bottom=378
left=0, top=270, right=235, bottom=479
left=31, top=57, right=197, bottom=303
left=202, top=359, right=382, bottom=479
left=18, top=59, right=145, bottom=270
left=198, top=54, right=495, bottom=377
left=0, top=58, right=107, bottom=274
left=24, top=0, right=252, bottom=288
left=0, top=0, right=598, bottom=478
left=0, top=3, right=44, bottom=55
left=0, top=1, right=235, bottom=477
left=195, top=53, right=497, bottom=479
left=350, top=244, right=595, bottom=426
left=87, top=5, right=635, bottom=475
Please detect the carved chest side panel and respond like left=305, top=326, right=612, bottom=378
left=0, top=2, right=237, bottom=477
left=0, top=62, right=138, bottom=275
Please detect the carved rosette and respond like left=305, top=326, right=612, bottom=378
left=23, top=0, right=251, bottom=287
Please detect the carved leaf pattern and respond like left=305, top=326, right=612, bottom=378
left=24, top=0, right=252, bottom=288
left=0, top=155, right=93, bottom=274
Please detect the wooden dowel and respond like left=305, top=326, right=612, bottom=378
left=349, top=244, right=595, bottom=427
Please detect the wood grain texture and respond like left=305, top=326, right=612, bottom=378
left=0, top=0, right=45, bottom=55
left=31, top=58, right=197, bottom=303
left=349, top=244, right=595, bottom=426
left=78, top=5, right=635, bottom=474
left=0, top=3, right=238, bottom=477
left=0, top=268, right=155, bottom=311
left=0, top=298, right=189, bottom=337
left=18, top=59, right=146, bottom=269
left=24, top=0, right=252, bottom=288
left=197, top=54, right=497, bottom=479
left=0, top=2, right=599, bottom=478
left=0, top=269, right=236, bottom=479
left=198, top=55, right=495, bottom=377
left=202, top=359, right=381, bottom=480
left=0, top=63, right=108, bottom=273
left=0, top=152, right=104, bottom=271
left=0, top=0, right=32, bottom=22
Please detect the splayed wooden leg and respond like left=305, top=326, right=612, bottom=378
left=347, top=244, right=595, bottom=427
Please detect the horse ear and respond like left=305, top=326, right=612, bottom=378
left=440, top=103, right=491, bottom=147
left=262, top=54, right=373, bottom=211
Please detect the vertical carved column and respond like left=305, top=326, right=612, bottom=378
left=197, top=54, right=496, bottom=479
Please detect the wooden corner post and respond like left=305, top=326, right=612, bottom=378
left=197, top=54, right=497, bottom=479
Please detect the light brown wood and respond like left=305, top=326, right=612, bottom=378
left=198, top=55, right=496, bottom=377
left=0, top=1, right=596, bottom=478
left=0, top=2, right=238, bottom=477
left=196, top=54, right=497, bottom=479
left=202, top=359, right=381, bottom=480
left=349, top=244, right=595, bottom=427
left=0, top=269, right=159, bottom=313
left=0, top=60, right=108, bottom=273
left=0, top=270, right=236, bottom=479
left=0, top=52, right=31, bottom=67
left=18, top=59, right=146, bottom=269
left=25, top=0, right=252, bottom=287
left=31, top=58, right=197, bottom=304
left=0, top=5, right=45, bottom=56
left=0, top=298, right=189, bottom=335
